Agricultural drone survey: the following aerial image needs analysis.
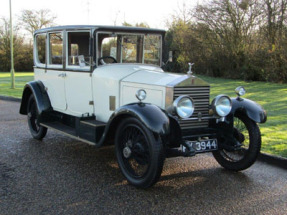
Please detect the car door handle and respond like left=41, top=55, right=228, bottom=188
left=58, top=73, right=66, bottom=78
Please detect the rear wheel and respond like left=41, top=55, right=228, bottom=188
left=115, top=117, right=165, bottom=188
left=212, top=114, right=261, bottom=171
left=27, top=94, right=47, bottom=140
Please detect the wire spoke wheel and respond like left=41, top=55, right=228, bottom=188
left=115, top=117, right=164, bottom=188
left=220, top=116, right=250, bottom=162
left=120, top=125, right=150, bottom=178
left=212, top=114, right=261, bottom=171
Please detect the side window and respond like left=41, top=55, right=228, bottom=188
left=144, top=35, right=161, bottom=66
left=67, top=32, right=90, bottom=68
left=35, top=34, right=46, bottom=65
left=49, top=32, right=63, bottom=65
left=101, top=36, right=118, bottom=61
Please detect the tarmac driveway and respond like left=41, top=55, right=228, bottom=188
left=0, top=99, right=286, bottom=215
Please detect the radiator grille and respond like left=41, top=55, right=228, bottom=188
left=174, top=86, right=210, bottom=129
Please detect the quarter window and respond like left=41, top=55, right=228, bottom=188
left=36, top=34, right=46, bottom=64
left=49, top=33, right=63, bottom=65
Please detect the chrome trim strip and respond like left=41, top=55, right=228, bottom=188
left=180, top=116, right=218, bottom=121
left=167, top=75, right=210, bottom=87
left=80, top=121, right=106, bottom=127
left=165, top=86, right=174, bottom=110
left=167, top=75, right=189, bottom=87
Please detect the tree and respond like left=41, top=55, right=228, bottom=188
left=260, top=0, right=287, bottom=82
left=195, top=0, right=263, bottom=74
left=263, top=0, right=287, bottom=49
left=0, top=18, right=33, bottom=72
left=166, top=0, right=287, bottom=82
left=122, top=22, right=150, bottom=28
left=19, top=9, right=56, bottom=37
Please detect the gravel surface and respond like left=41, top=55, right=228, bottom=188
left=0, top=99, right=287, bottom=215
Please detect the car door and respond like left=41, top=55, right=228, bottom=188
left=43, top=32, right=67, bottom=112
left=64, top=31, right=94, bottom=117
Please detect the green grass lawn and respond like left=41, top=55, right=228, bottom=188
left=199, top=75, right=287, bottom=158
left=0, top=72, right=286, bottom=158
left=0, top=72, right=34, bottom=98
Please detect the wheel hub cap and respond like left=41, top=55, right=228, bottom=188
left=28, top=112, right=32, bottom=118
left=123, top=146, right=132, bottom=158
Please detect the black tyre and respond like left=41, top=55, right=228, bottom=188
left=115, top=117, right=165, bottom=188
left=27, top=94, right=47, bottom=140
left=212, top=114, right=261, bottom=171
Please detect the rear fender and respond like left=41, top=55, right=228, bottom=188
left=19, top=81, right=52, bottom=115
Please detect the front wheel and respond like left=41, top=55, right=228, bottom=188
left=212, top=114, right=261, bottom=171
left=115, top=117, right=165, bottom=188
left=27, top=94, right=47, bottom=140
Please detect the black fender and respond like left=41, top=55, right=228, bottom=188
left=231, top=98, right=267, bottom=123
left=110, top=103, right=170, bottom=135
left=19, top=81, right=52, bottom=115
left=96, top=103, right=170, bottom=148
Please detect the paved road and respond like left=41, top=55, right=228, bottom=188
left=0, top=99, right=286, bottom=215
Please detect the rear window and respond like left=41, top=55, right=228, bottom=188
left=36, top=34, right=46, bottom=65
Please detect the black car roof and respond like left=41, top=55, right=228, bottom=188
left=34, top=25, right=166, bottom=35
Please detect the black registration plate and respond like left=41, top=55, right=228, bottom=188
left=182, top=139, right=218, bottom=153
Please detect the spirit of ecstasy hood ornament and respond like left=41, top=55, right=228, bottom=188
left=187, top=63, right=194, bottom=76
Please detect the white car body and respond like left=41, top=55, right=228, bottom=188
left=35, top=64, right=183, bottom=122
left=20, top=25, right=266, bottom=188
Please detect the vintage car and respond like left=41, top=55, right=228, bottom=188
left=20, top=25, right=267, bottom=188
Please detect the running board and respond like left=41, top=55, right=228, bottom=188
left=41, top=119, right=106, bottom=145
left=80, top=119, right=106, bottom=127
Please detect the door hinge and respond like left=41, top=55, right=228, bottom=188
left=89, top=101, right=94, bottom=105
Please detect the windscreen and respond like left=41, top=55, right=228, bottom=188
left=99, top=33, right=162, bottom=66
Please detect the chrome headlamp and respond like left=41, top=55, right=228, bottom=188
left=173, top=96, right=195, bottom=119
left=212, top=95, right=232, bottom=117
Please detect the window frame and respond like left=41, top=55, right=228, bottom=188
left=34, top=33, right=47, bottom=68
left=47, top=31, right=64, bottom=69
left=65, top=30, right=91, bottom=71
left=142, top=34, right=162, bottom=66
left=96, top=31, right=163, bottom=67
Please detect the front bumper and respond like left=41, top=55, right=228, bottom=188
left=166, top=115, right=236, bottom=157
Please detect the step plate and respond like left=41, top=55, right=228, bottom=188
left=41, top=122, right=96, bottom=145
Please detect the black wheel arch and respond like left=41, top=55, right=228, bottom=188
left=231, top=98, right=267, bottom=123
left=19, top=81, right=52, bottom=116
left=97, top=103, right=170, bottom=147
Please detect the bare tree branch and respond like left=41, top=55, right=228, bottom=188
left=19, top=9, right=57, bottom=37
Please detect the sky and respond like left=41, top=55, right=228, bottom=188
left=0, top=0, right=201, bottom=31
